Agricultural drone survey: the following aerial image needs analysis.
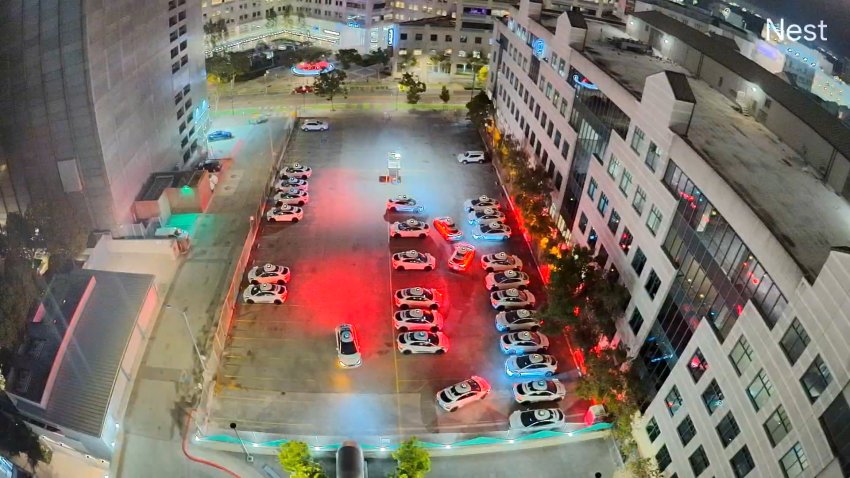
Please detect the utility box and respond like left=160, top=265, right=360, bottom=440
left=387, top=151, right=401, bottom=183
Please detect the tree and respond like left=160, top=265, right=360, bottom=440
left=466, top=56, right=488, bottom=95
left=25, top=198, right=88, bottom=265
left=392, top=438, right=430, bottom=478
left=265, top=9, right=279, bottom=27
left=629, top=457, right=664, bottom=478
left=0, top=259, right=40, bottom=350
left=203, top=19, right=228, bottom=49
left=0, top=411, right=49, bottom=470
left=336, top=49, right=362, bottom=69
left=511, top=164, right=554, bottom=239
left=367, top=47, right=391, bottom=69
left=397, top=54, right=418, bottom=72
left=313, top=69, right=348, bottom=110
left=205, top=52, right=251, bottom=83
left=465, top=91, right=494, bottom=129
left=398, top=73, right=426, bottom=104
left=439, top=86, right=450, bottom=107
left=278, top=441, right=326, bottom=478
left=428, top=52, right=450, bottom=73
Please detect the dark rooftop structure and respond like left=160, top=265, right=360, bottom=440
left=136, top=170, right=203, bottom=201
left=665, top=71, right=696, bottom=103
left=7, top=270, right=155, bottom=436
left=398, top=16, right=455, bottom=28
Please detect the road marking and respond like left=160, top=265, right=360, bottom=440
left=388, top=221, right=403, bottom=436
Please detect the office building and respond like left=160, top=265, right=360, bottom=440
left=490, top=0, right=850, bottom=476
left=0, top=1, right=210, bottom=228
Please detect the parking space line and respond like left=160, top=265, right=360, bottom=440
left=388, top=221, right=404, bottom=436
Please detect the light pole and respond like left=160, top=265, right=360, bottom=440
left=165, top=304, right=207, bottom=373
left=230, top=423, right=254, bottom=462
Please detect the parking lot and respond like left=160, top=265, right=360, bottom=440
left=209, top=111, right=584, bottom=437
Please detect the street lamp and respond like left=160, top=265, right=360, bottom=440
left=165, top=304, right=207, bottom=373
left=229, top=423, right=254, bottom=462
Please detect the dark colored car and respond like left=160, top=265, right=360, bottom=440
left=196, top=160, right=222, bottom=172
left=207, top=130, right=233, bottom=141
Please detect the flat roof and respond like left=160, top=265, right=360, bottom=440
left=10, top=270, right=154, bottom=436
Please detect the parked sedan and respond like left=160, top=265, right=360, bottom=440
left=397, top=331, right=449, bottom=354
left=272, top=188, right=309, bottom=206
left=390, top=218, right=429, bottom=238
left=433, top=216, right=463, bottom=241
left=464, top=195, right=501, bottom=212
left=394, top=287, right=440, bottom=310
left=393, top=309, right=444, bottom=332
left=391, top=250, right=436, bottom=271
left=505, top=353, right=558, bottom=377
left=500, top=331, right=550, bottom=355
left=447, top=242, right=476, bottom=272
left=265, top=205, right=304, bottom=222
left=279, top=163, right=313, bottom=179
left=247, top=263, right=291, bottom=285
left=485, top=270, right=531, bottom=291
left=276, top=177, right=309, bottom=191
left=456, top=150, right=488, bottom=164
left=436, top=376, right=491, bottom=412
left=512, top=379, right=566, bottom=404
left=242, top=283, right=287, bottom=304
left=335, top=324, right=362, bottom=368
left=467, top=207, right=506, bottom=226
left=196, top=159, right=222, bottom=172
left=249, top=114, right=270, bottom=124
left=495, top=309, right=542, bottom=332
left=490, top=288, right=536, bottom=311
left=386, top=195, right=424, bottom=213
left=293, top=85, right=315, bottom=94
left=302, top=119, right=329, bottom=131
left=508, top=409, right=566, bottom=431
left=472, top=222, right=512, bottom=241
left=481, top=252, right=523, bottom=272
left=207, top=130, right=233, bottom=141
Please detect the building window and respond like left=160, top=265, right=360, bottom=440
left=780, top=318, right=810, bottom=365
left=629, top=308, right=644, bottom=334
left=174, top=92, right=183, bottom=105
left=631, top=248, right=647, bottom=275
left=541, top=111, right=548, bottom=127
left=587, top=227, right=598, bottom=250
left=730, top=446, right=756, bottom=478
left=171, top=46, right=179, bottom=58
left=645, top=269, right=661, bottom=299
left=607, top=209, right=620, bottom=233
left=180, top=40, right=188, bottom=51
left=619, top=170, right=632, bottom=196
left=632, top=186, right=646, bottom=215
left=688, top=349, right=708, bottom=382
left=729, top=335, right=754, bottom=376
left=474, top=36, right=482, bottom=44
left=747, top=369, right=775, bottom=411
left=184, top=84, right=191, bottom=95
left=645, top=142, right=662, bottom=172
left=801, top=355, right=832, bottom=403
left=445, top=34, right=451, bottom=41
left=554, top=131, right=561, bottom=148
left=630, top=126, right=646, bottom=153
left=689, top=445, right=710, bottom=476
left=554, top=172, right=563, bottom=190
left=430, top=34, right=437, bottom=41
left=561, top=140, right=570, bottom=159
left=716, top=412, right=741, bottom=447
left=172, top=62, right=180, bottom=73
left=597, top=192, right=609, bottom=216
left=607, top=155, right=620, bottom=178
left=415, top=33, right=422, bottom=40
left=646, top=205, right=663, bottom=235
left=677, top=415, right=697, bottom=446
left=779, top=443, right=808, bottom=478
left=400, top=33, right=408, bottom=40
left=459, top=35, right=467, bottom=43
left=646, top=417, right=660, bottom=442
left=578, top=212, right=589, bottom=233
left=764, top=405, right=792, bottom=447
left=587, top=177, right=598, bottom=200
left=656, top=445, right=672, bottom=472
left=665, top=386, right=683, bottom=416
left=619, top=227, right=633, bottom=253
left=559, top=98, right=568, bottom=116
left=702, top=379, right=725, bottom=415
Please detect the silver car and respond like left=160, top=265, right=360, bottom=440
left=485, top=269, right=531, bottom=291
left=495, top=309, right=542, bottom=332
left=335, top=324, right=362, bottom=368
left=481, top=252, right=523, bottom=272
left=512, top=379, right=566, bottom=403
left=490, top=288, right=536, bottom=310
left=467, top=207, right=506, bottom=226
left=508, top=408, right=566, bottom=431
left=386, top=195, right=425, bottom=213
left=463, top=195, right=501, bottom=212
left=393, top=309, right=444, bottom=332
left=500, top=331, right=549, bottom=355
left=397, top=331, right=449, bottom=354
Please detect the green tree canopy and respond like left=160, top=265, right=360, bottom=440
left=439, top=86, right=450, bottom=105
left=465, top=91, right=494, bottom=129
left=0, top=411, right=49, bottom=469
left=278, top=441, right=327, bottom=477
left=392, top=437, right=431, bottom=478
left=399, top=73, right=426, bottom=104
left=336, top=49, right=362, bottom=69
left=313, top=69, right=348, bottom=110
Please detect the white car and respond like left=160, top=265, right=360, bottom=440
left=464, top=195, right=501, bottom=212
left=467, top=207, right=506, bottom=226
left=242, top=283, right=288, bottom=304
left=393, top=309, right=444, bottom=332
left=436, top=376, right=491, bottom=412
left=336, top=324, right=362, bottom=368
left=505, top=353, right=558, bottom=377
left=279, top=163, right=313, bottom=179
left=485, top=270, right=531, bottom=291
left=509, top=409, right=566, bottom=431
left=390, top=218, right=429, bottom=238
left=500, top=331, right=550, bottom=355
left=481, top=252, right=523, bottom=272
left=491, top=289, right=536, bottom=310
left=273, top=188, right=309, bottom=206
left=392, top=250, right=436, bottom=271
left=512, top=379, right=566, bottom=403
left=472, top=222, right=512, bottom=241
left=276, top=177, right=309, bottom=191
left=265, top=205, right=304, bottom=222
left=495, top=309, right=542, bottom=332
left=386, top=195, right=424, bottom=213
left=302, top=119, right=329, bottom=131
left=456, top=151, right=488, bottom=164
left=394, top=287, right=440, bottom=309
left=397, top=331, right=449, bottom=354
left=247, top=263, right=291, bottom=285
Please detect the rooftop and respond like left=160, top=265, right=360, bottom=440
left=9, top=270, right=155, bottom=436
left=137, top=170, right=202, bottom=201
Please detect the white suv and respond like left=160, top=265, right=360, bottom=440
left=302, top=119, right=329, bottom=131
left=457, top=151, right=487, bottom=164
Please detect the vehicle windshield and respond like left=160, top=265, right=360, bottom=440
left=521, top=411, right=547, bottom=427
left=340, top=341, right=358, bottom=355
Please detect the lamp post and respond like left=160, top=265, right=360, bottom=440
left=230, top=423, right=254, bottom=462
left=165, top=305, right=207, bottom=373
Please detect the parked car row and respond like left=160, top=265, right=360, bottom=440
left=241, top=263, right=291, bottom=304
left=386, top=195, right=512, bottom=242
left=266, top=163, right=313, bottom=223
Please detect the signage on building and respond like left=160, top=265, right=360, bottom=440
left=388, top=27, right=395, bottom=46
left=572, top=74, right=599, bottom=90
left=532, top=38, right=545, bottom=58
left=464, top=7, right=491, bottom=16
left=323, top=29, right=341, bottom=36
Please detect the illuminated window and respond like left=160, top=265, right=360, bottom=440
left=748, top=369, right=775, bottom=411
left=688, top=349, right=708, bottom=382
left=779, top=318, right=810, bottom=365
left=702, top=379, right=724, bottom=415
left=632, top=186, right=646, bottom=215
left=800, top=355, right=832, bottom=403
left=665, top=386, right=683, bottom=416
left=630, top=126, right=646, bottom=153
left=607, top=209, right=620, bottom=233
left=619, top=170, right=632, bottom=196
left=646, top=205, right=662, bottom=235
left=729, top=335, right=754, bottom=376
left=764, top=405, right=792, bottom=446
left=779, top=443, right=808, bottom=478
left=619, top=227, right=633, bottom=253
left=587, top=177, right=598, bottom=200
left=607, top=155, right=620, bottom=178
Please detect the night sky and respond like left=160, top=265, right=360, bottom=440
left=737, top=0, right=850, bottom=60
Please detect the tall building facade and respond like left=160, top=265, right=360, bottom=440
left=0, top=0, right=209, bottom=229
left=490, top=0, right=850, bottom=476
